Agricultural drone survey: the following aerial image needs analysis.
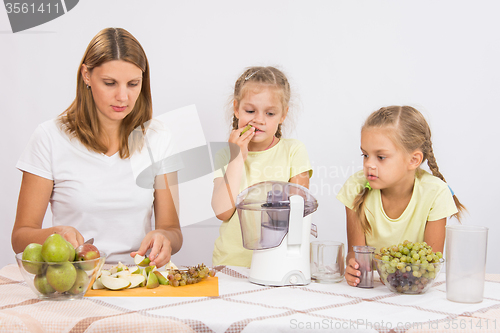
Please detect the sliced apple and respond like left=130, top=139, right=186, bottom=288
left=123, top=274, right=146, bottom=289
left=165, top=261, right=178, bottom=270
left=141, top=268, right=148, bottom=287
left=145, top=265, right=156, bottom=276
left=153, top=271, right=169, bottom=285
left=92, top=278, right=105, bottom=290
left=99, top=270, right=111, bottom=278
left=134, top=254, right=151, bottom=267
left=146, top=270, right=159, bottom=289
left=130, top=266, right=141, bottom=274
left=117, top=262, right=128, bottom=271
left=116, top=270, right=132, bottom=278
left=100, top=275, right=131, bottom=290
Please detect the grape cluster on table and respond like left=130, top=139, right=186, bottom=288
left=166, top=264, right=216, bottom=287
left=376, top=240, right=443, bottom=294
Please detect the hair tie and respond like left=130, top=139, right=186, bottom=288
left=365, top=182, right=372, bottom=191
left=448, top=185, right=455, bottom=196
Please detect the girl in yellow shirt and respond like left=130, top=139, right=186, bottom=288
left=337, top=106, right=466, bottom=287
left=211, top=67, right=312, bottom=267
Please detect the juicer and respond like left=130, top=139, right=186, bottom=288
left=236, top=181, right=318, bottom=286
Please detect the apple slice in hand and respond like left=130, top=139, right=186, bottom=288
left=134, top=254, right=151, bottom=267
left=100, top=275, right=131, bottom=290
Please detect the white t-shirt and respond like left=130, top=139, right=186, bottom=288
left=16, top=118, right=183, bottom=263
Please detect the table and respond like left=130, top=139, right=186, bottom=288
left=1, top=264, right=499, bottom=333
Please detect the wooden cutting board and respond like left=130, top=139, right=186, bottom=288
left=85, top=277, right=218, bottom=297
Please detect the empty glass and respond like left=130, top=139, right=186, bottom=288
left=310, top=241, right=345, bottom=283
left=446, top=225, right=488, bottom=303
left=353, top=245, right=376, bottom=288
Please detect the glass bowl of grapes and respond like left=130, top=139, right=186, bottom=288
left=375, top=241, right=444, bottom=294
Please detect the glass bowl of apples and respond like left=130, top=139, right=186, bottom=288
left=374, top=241, right=444, bottom=295
left=16, top=234, right=106, bottom=301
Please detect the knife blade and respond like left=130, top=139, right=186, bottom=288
left=84, top=238, right=94, bottom=245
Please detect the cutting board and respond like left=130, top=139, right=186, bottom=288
left=85, top=277, right=218, bottom=297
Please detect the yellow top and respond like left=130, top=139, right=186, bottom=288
left=212, top=139, right=312, bottom=267
left=336, top=170, right=457, bottom=252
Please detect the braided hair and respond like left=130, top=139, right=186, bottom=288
left=353, top=106, right=466, bottom=234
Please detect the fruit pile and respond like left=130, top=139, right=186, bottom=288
left=21, top=234, right=101, bottom=296
left=92, top=255, right=217, bottom=291
left=375, top=240, right=443, bottom=294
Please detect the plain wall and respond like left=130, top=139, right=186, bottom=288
left=1, top=1, right=498, bottom=273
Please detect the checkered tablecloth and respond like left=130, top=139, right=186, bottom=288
left=1, top=264, right=499, bottom=333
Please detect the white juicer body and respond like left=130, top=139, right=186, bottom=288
left=248, top=195, right=312, bottom=286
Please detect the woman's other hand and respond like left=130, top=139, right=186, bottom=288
left=130, top=230, right=172, bottom=268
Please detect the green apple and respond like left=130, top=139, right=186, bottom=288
left=146, top=269, right=159, bottom=289
left=133, top=254, right=151, bottom=267
left=22, top=243, right=44, bottom=275
left=46, top=262, right=77, bottom=292
left=41, top=234, right=72, bottom=262
left=153, top=271, right=168, bottom=285
left=34, top=274, right=56, bottom=295
left=68, top=268, right=90, bottom=295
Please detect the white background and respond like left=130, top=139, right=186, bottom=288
left=1, top=1, right=498, bottom=273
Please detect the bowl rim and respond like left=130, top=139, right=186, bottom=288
left=16, top=251, right=107, bottom=264
left=374, top=257, right=445, bottom=265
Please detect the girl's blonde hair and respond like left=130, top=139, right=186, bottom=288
left=353, top=106, right=466, bottom=234
left=58, top=27, right=152, bottom=159
left=231, top=66, right=290, bottom=138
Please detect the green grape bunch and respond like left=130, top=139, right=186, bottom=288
left=166, top=263, right=216, bottom=287
left=375, top=240, right=444, bottom=294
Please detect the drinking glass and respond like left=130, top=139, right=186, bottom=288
left=446, top=225, right=488, bottom=303
left=310, top=241, right=345, bottom=283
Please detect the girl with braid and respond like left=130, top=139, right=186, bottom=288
left=211, top=66, right=312, bottom=267
left=337, top=106, right=466, bottom=287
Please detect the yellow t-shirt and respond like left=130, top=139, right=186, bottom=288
left=336, top=170, right=458, bottom=252
left=212, top=139, right=312, bottom=267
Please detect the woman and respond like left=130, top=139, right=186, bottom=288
left=12, top=28, right=182, bottom=267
